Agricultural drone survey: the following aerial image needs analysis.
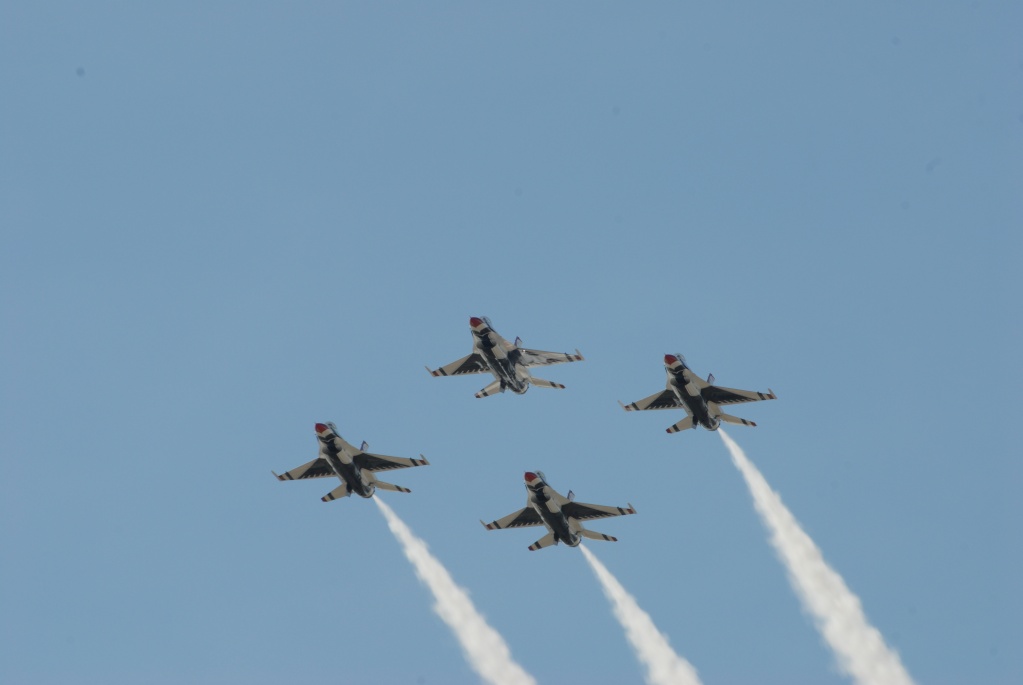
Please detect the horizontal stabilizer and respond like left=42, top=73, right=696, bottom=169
left=321, top=483, right=352, bottom=502
left=475, top=379, right=504, bottom=398
left=529, top=377, right=566, bottom=390
left=579, top=528, right=618, bottom=543
left=666, top=416, right=695, bottom=433
left=374, top=480, right=412, bottom=493
left=718, top=413, right=757, bottom=428
left=528, top=532, right=558, bottom=551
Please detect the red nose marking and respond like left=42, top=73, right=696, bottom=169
left=470, top=317, right=484, bottom=328
left=315, top=423, right=329, bottom=434
left=524, top=471, right=538, bottom=483
left=664, top=354, right=678, bottom=365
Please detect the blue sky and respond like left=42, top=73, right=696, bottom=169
left=2, top=3, right=1020, bottom=684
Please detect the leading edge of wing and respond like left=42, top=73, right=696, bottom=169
left=426, top=353, right=488, bottom=377
left=701, top=385, right=777, bottom=405
left=273, top=458, right=334, bottom=481
left=480, top=507, right=543, bottom=530
left=354, top=452, right=430, bottom=472
left=518, top=348, right=585, bottom=367
left=619, top=388, right=683, bottom=412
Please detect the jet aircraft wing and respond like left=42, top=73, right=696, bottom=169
left=562, top=501, right=637, bottom=522
left=518, top=348, right=585, bottom=367
left=428, top=353, right=488, bottom=377
left=620, top=389, right=684, bottom=412
left=353, top=451, right=430, bottom=473
left=273, top=458, right=334, bottom=481
left=701, top=385, right=777, bottom=406
left=481, top=507, right=544, bottom=530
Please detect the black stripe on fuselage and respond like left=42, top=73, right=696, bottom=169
left=671, top=370, right=715, bottom=430
left=322, top=441, right=373, bottom=498
left=528, top=482, right=579, bottom=547
left=475, top=330, right=528, bottom=394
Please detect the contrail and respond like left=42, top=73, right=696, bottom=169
left=373, top=497, right=536, bottom=685
left=580, top=545, right=703, bottom=685
left=718, top=429, right=916, bottom=685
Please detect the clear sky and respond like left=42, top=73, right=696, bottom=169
left=2, top=3, right=1020, bottom=684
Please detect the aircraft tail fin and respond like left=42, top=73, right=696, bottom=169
left=717, top=412, right=757, bottom=428
left=529, top=377, right=566, bottom=390
left=528, top=532, right=558, bottom=551
left=373, top=480, right=412, bottom=494
left=475, top=379, right=504, bottom=398
left=666, top=416, right=695, bottom=433
left=321, top=483, right=352, bottom=502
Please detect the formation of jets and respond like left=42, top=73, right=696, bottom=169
left=275, top=316, right=776, bottom=551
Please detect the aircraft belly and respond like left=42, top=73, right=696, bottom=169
left=678, top=390, right=712, bottom=429
left=692, top=404, right=713, bottom=429
left=324, top=453, right=346, bottom=480
left=482, top=350, right=528, bottom=393
left=536, top=506, right=574, bottom=546
left=327, top=455, right=370, bottom=497
left=507, top=368, right=528, bottom=393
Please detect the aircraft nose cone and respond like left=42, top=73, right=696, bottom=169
left=664, top=354, right=678, bottom=365
left=470, top=317, right=484, bottom=328
left=524, top=471, right=538, bottom=483
left=315, top=423, right=328, bottom=434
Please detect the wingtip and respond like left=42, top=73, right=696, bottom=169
left=271, top=470, right=283, bottom=481
left=575, top=348, right=585, bottom=361
left=418, top=454, right=430, bottom=466
left=628, top=502, right=637, bottom=514
left=768, top=388, right=777, bottom=399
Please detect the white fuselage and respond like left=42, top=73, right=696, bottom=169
left=526, top=478, right=580, bottom=547
left=473, top=323, right=531, bottom=394
left=666, top=362, right=720, bottom=431
left=319, top=432, right=375, bottom=498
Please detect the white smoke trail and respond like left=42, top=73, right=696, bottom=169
left=373, top=497, right=536, bottom=685
left=718, top=429, right=916, bottom=685
left=580, top=545, right=703, bottom=685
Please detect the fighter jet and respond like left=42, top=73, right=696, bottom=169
left=481, top=471, right=636, bottom=551
left=620, top=354, right=776, bottom=433
left=427, top=316, right=584, bottom=398
left=273, top=423, right=429, bottom=502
